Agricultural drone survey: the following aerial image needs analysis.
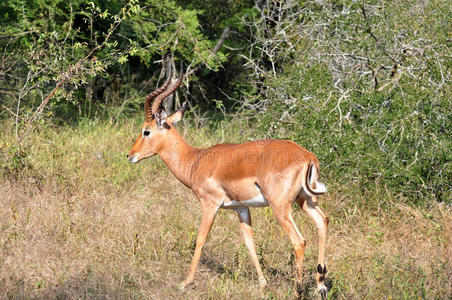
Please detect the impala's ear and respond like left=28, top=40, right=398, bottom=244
left=154, top=108, right=170, bottom=129
left=167, top=102, right=188, bottom=125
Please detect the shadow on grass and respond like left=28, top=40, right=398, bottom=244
left=199, top=252, right=335, bottom=299
left=200, top=255, right=235, bottom=276
left=2, top=273, right=139, bottom=299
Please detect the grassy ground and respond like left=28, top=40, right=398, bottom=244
left=1, top=117, right=450, bottom=299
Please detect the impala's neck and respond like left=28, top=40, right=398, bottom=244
left=156, top=128, right=197, bottom=188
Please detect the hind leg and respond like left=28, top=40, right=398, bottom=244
left=235, top=207, right=267, bottom=289
left=298, top=196, right=329, bottom=298
left=269, top=199, right=307, bottom=297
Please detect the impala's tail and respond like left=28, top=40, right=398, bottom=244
left=305, top=163, right=327, bottom=196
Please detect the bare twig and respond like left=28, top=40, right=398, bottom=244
left=187, top=26, right=231, bottom=76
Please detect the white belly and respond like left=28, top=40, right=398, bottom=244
left=220, top=193, right=269, bottom=209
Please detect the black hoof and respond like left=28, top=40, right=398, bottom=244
left=296, top=282, right=303, bottom=299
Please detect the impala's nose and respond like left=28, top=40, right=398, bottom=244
left=127, top=153, right=139, bottom=163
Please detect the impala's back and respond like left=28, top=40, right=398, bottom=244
left=187, top=139, right=322, bottom=206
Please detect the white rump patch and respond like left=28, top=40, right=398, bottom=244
left=309, top=164, right=327, bottom=194
left=315, top=181, right=327, bottom=193
left=309, top=164, right=317, bottom=186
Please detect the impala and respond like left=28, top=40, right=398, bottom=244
left=127, top=67, right=329, bottom=298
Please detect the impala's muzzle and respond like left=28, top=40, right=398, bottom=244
left=127, top=153, right=139, bottom=163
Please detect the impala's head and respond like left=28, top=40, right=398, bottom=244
left=127, top=67, right=186, bottom=163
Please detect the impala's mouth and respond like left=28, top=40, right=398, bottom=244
left=127, top=154, right=139, bottom=163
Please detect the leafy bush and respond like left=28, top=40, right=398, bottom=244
left=237, top=0, right=451, bottom=205
left=0, top=0, right=450, bottom=205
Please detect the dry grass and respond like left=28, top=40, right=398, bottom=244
left=0, top=118, right=450, bottom=299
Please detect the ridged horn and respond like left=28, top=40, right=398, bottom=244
left=144, top=67, right=172, bottom=122
left=151, top=67, right=184, bottom=115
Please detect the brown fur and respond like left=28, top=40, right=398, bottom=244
left=128, top=110, right=329, bottom=296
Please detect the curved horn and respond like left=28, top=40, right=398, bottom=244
left=144, top=67, right=172, bottom=122
left=151, top=68, right=184, bottom=115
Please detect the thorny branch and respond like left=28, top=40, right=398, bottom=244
left=238, top=0, right=450, bottom=134
left=29, top=8, right=126, bottom=123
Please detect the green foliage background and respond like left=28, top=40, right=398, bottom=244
left=0, top=1, right=451, bottom=298
left=1, top=0, right=450, bottom=205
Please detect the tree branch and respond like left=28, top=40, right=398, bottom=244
left=29, top=5, right=126, bottom=123
left=187, top=26, right=231, bottom=76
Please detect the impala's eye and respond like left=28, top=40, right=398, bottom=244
left=143, top=130, right=150, bottom=136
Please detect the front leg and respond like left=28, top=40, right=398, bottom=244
left=180, top=201, right=219, bottom=288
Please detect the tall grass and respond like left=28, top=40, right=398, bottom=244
left=1, top=117, right=450, bottom=299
